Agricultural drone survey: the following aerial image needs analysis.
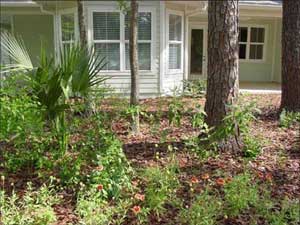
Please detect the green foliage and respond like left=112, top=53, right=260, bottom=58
left=279, top=109, right=300, bottom=128
left=183, top=79, right=206, bottom=97
left=0, top=182, right=59, bottom=225
left=191, top=104, right=206, bottom=128
left=168, top=97, right=184, bottom=126
left=179, top=189, right=222, bottom=225
left=267, top=197, right=300, bottom=225
left=142, top=159, right=181, bottom=216
left=0, top=91, right=44, bottom=142
left=223, top=173, right=259, bottom=217
left=88, top=119, right=132, bottom=199
left=76, top=187, right=131, bottom=225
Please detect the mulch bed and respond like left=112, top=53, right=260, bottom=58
left=1, top=94, right=299, bottom=225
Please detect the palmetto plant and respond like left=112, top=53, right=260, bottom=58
left=0, top=31, right=107, bottom=151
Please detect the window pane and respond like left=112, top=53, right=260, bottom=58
left=250, top=28, right=264, bottom=43
left=125, top=43, right=151, bottom=70
left=61, top=14, right=75, bottom=42
left=249, top=44, right=263, bottom=60
left=93, top=12, right=120, bottom=40
left=94, top=43, right=120, bottom=70
left=169, top=14, right=182, bottom=41
left=239, top=44, right=247, bottom=59
left=169, top=44, right=181, bottom=69
left=239, top=27, right=248, bottom=42
left=125, top=12, right=151, bottom=40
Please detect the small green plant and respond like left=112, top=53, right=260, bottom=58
left=168, top=97, right=184, bottom=126
left=0, top=181, right=59, bottom=225
left=223, top=173, right=259, bottom=217
left=191, top=104, right=206, bottom=128
left=142, top=159, right=181, bottom=217
left=76, top=187, right=131, bottom=225
left=267, top=197, right=300, bottom=225
left=279, top=109, right=300, bottom=128
left=179, top=189, right=222, bottom=225
left=183, top=79, right=206, bottom=97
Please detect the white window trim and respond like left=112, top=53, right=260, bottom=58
left=166, top=9, right=184, bottom=74
left=239, top=24, right=268, bottom=63
left=87, top=6, right=156, bottom=75
left=58, top=8, right=79, bottom=48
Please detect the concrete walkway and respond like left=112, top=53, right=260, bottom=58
left=240, top=82, right=281, bottom=94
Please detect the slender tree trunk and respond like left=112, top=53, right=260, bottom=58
left=281, top=0, right=300, bottom=112
left=205, top=0, right=239, bottom=128
left=77, top=0, right=87, bottom=47
left=129, top=0, right=140, bottom=133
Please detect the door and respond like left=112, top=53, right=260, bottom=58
left=189, top=26, right=206, bottom=80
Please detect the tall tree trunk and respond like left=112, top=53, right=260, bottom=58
left=281, top=0, right=300, bottom=112
left=205, top=0, right=239, bottom=128
left=129, top=0, right=140, bottom=133
left=77, top=0, right=87, bottom=47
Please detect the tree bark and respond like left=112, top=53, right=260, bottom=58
left=129, top=0, right=140, bottom=133
left=204, top=0, right=239, bottom=128
left=281, top=0, right=300, bottom=112
left=77, top=0, right=87, bottom=47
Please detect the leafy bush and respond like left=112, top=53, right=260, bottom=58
left=223, top=173, right=259, bottom=217
left=0, top=182, right=59, bottom=225
left=142, top=159, right=181, bottom=216
left=179, top=189, right=222, bottom=225
left=279, top=109, right=300, bottom=128
left=0, top=87, right=44, bottom=142
left=76, top=187, right=131, bottom=225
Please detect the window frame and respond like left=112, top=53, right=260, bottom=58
left=239, top=24, right=268, bottom=63
left=58, top=8, right=78, bottom=49
left=88, top=6, right=156, bottom=74
left=166, top=9, right=184, bottom=74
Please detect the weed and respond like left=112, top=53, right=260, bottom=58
left=179, top=189, right=222, bottom=225
left=223, top=173, right=259, bottom=217
left=279, top=109, right=300, bottom=128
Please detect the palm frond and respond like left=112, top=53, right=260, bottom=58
left=0, top=31, right=33, bottom=74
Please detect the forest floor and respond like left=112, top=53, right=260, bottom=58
left=2, top=93, right=299, bottom=225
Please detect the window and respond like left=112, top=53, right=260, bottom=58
left=60, top=13, right=76, bottom=49
left=168, top=13, right=183, bottom=71
left=238, top=26, right=266, bottom=61
left=125, top=12, right=152, bottom=70
left=93, top=12, right=120, bottom=70
left=91, top=10, right=154, bottom=71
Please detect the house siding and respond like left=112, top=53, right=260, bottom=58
left=84, top=1, right=161, bottom=96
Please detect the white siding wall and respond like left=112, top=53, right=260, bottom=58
left=84, top=1, right=161, bottom=97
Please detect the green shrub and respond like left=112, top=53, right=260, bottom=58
left=0, top=182, right=59, bottom=225
left=179, top=189, right=222, bottom=225
left=191, top=104, right=206, bottom=128
left=142, top=159, right=181, bottom=216
left=279, top=109, right=300, bottom=128
left=76, top=187, right=131, bottom=225
left=223, top=173, right=259, bottom=217
left=0, top=92, right=44, bottom=142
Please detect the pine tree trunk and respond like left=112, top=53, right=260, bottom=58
left=77, top=0, right=87, bottom=47
left=129, top=0, right=140, bottom=134
left=281, top=0, right=300, bottom=112
left=205, top=0, right=239, bottom=128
